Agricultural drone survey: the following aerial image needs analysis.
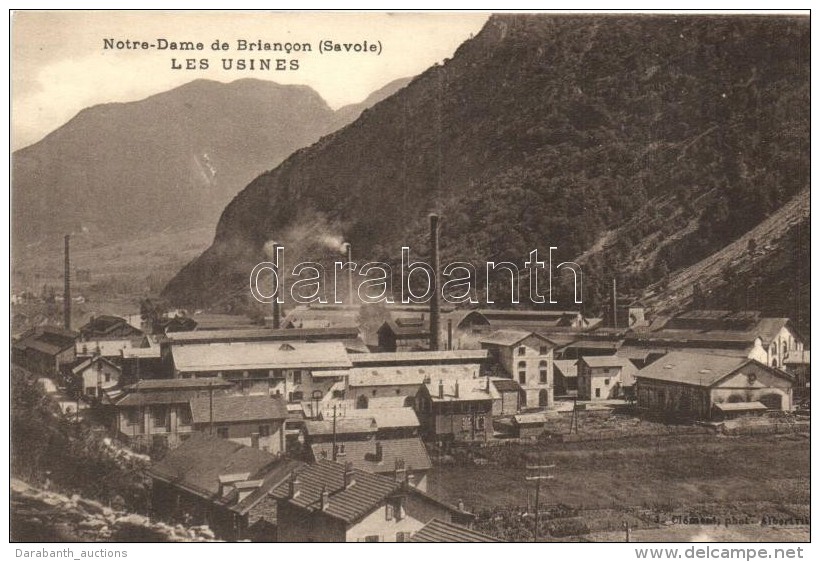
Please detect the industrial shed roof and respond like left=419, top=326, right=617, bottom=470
left=171, top=341, right=352, bottom=372
left=634, top=352, right=758, bottom=387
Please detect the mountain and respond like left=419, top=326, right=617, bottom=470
left=11, top=77, right=410, bottom=257
left=333, top=77, right=413, bottom=124
left=163, top=15, right=809, bottom=330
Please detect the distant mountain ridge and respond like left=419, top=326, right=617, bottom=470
left=11, top=77, right=410, bottom=256
left=162, top=15, right=808, bottom=327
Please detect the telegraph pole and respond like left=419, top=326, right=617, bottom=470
left=331, top=404, right=338, bottom=461
left=569, top=396, right=580, bottom=434
left=526, top=463, right=556, bottom=542
left=209, top=381, right=214, bottom=435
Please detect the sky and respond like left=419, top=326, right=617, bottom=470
left=11, top=11, right=489, bottom=150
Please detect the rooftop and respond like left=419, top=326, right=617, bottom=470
left=310, top=437, right=432, bottom=473
left=479, top=329, right=555, bottom=348
left=270, top=460, right=400, bottom=524
left=189, top=395, right=288, bottom=424
left=634, top=352, right=751, bottom=387
left=166, top=326, right=361, bottom=344
left=411, top=519, right=501, bottom=542
left=350, top=350, right=487, bottom=366
left=171, top=341, right=352, bottom=372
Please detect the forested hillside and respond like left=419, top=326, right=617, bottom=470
left=163, top=15, right=809, bottom=329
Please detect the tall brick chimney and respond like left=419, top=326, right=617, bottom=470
left=429, top=213, right=441, bottom=350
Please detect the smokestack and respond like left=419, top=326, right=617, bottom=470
left=289, top=471, right=301, bottom=498
left=447, top=319, right=453, bottom=351
left=343, top=462, right=355, bottom=489
left=429, top=214, right=441, bottom=350
left=342, top=242, right=353, bottom=306
left=64, top=234, right=71, bottom=330
left=271, top=241, right=281, bottom=329
left=320, top=485, right=329, bottom=511
left=612, top=278, right=617, bottom=328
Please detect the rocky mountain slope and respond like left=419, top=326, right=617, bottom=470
left=12, top=77, right=409, bottom=258
left=163, top=15, right=809, bottom=326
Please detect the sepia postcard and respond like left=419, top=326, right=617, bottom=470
left=8, top=9, right=811, bottom=552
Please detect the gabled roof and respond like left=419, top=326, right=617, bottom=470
left=310, top=437, right=432, bottom=473
left=189, top=395, right=287, bottom=424
left=579, top=355, right=636, bottom=369
left=171, top=341, right=352, bottom=372
left=634, top=351, right=792, bottom=387
left=553, top=359, right=578, bottom=378
left=166, top=326, right=361, bottom=344
left=270, top=460, right=400, bottom=524
left=71, top=355, right=121, bottom=375
left=303, top=417, right=377, bottom=436
left=491, top=378, right=521, bottom=392
left=342, top=407, right=420, bottom=429
left=478, top=330, right=555, bottom=348
left=147, top=433, right=302, bottom=514
left=379, top=319, right=430, bottom=338
left=411, top=519, right=501, bottom=542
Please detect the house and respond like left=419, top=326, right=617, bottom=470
left=447, top=309, right=595, bottom=350
left=576, top=356, right=638, bottom=401
left=148, top=433, right=304, bottom=541
left=304, top=407, right=421, bottom=443
left=78, top=315, right=143, bottom=340
left=377, top=317, right=431, bottom=352
left=71, top=355, right=121, bottom=398
left=624, top=310, right=806, bottom=369
left=490, top=378, right=521, bottom=415
left=76, top=339, right=139, bottom=362
left=480, top=330, right=555, bottom=409
left=120, top=344, right=164, bottom=385
left=271, top=460, right=470, bottom=542
left=634, top=351, right=794, bottom=420
left=169, top=341, right=353, bottom=404
left=783, top=350, right=810, bottom=400
left=189, top=394, right=288, bottom=454
left=309, top=437, right=433, bottom=491
left=410, top=518, right=501, bottom=542
left=282, top=305, right=359, bottom=330
left=511, top=411, right=551, bottom=439
left=553, top=359, right=578, bottom=397
left=416, top=378, right=494, bottom=444
left=12, top=325, right=78, bottom=377
left=113, top=377, right=234, bottom=448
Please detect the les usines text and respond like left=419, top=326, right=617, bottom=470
left=102, top=38, right=382, bottom=71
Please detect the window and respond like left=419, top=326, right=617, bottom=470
left=289, top=391, right=303, bottom=402
left=332, top=389, right=345, bottom=399
left=385, top=504, right=394, bottom=520
left=518, top=346, right=526, bottom=356
left=604, top=378, right=610, bottom=385
left=216, top=427, right=229, bottom=439
left=519, top=371, right=526, bottom=384
left=104, top=373, right=111, bottom=383
left=395, top=389, right=401, bottom=395
left=595, top=388, right=601, bottom=398
left=396, top=532, right=409, bottom=542
left=540, top=369, right=548, bottom=384
left=152, top=406, right=167, bottom=427
left=364, top=535, right=380, bottom=543
left=372, top=389, right=377, bottom=396
left=356, top=395, right=369, bottom=409
left=178, top=406, right=192, bottom=426
left=87, top=386, right=97, bottom=397
left=540, top=346, right=549, bottom=355
left=477, top=416, right=485, bottom=430
left=258, top=424, right=270, bottom=437
left=292, top=371, right=302, bottom=384
left=126, top=409, right=140, bottom=427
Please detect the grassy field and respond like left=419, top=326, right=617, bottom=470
left=427, top=432, right=809, bottom=541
